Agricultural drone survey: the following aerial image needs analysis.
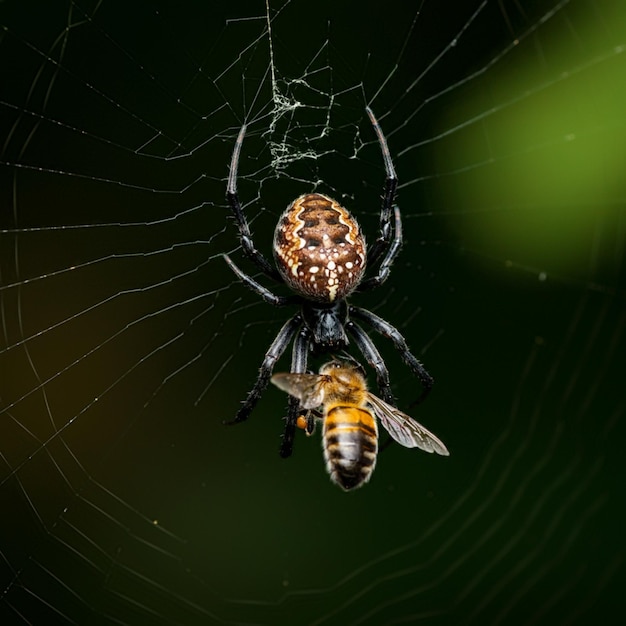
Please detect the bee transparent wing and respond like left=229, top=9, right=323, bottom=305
left=367, top=393, right=449, bottom=455
left=270, top=373, right=327, bottom=409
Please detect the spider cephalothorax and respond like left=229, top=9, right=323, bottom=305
left=223, top=108, right=434, bottom=458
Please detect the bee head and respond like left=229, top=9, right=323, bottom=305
left=319, top=357, right=366, bottom=380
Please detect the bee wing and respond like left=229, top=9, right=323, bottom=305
left=367, top=393, right=449, bottom=455
left=271, top=373, right=327, bottom=409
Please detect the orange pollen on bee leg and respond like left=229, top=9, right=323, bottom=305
left=296, top=416, right=309, bottom=430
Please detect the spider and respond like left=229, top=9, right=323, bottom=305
left=223, top=107, right=433, bottom=458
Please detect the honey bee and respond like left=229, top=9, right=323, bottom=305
left=271, top=359, right=449, bottom=490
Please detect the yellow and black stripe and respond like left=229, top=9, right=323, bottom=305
left=323, top=405, right=378, bottom=491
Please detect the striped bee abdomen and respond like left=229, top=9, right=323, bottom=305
left=323, top=405, right=378, bottom=491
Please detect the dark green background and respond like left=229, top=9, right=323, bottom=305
left=1, top=1, right=624, bottom=624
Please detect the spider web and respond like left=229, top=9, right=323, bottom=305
left=1, top=0, right=625, bottom=624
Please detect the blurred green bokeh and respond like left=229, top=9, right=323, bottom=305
left=438, top=9, right=625, bottom=277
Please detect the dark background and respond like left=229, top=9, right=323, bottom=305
left=1, top=1, right=624, bottom=624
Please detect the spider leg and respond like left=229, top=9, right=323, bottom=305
left=223, top=254, right=293, bottom=307
left=227, top=124, right=281, bottom=281
left=350, top=306, right=434, bottom=404
left=364, top=107, right=398, bottom=270
left=279, top=326, right=311, bottom=458
left=357, top=205, right=402, bottom=292
left=224, top=314, right=302, bottom=425
left=346, top=321, right=395, bottom=406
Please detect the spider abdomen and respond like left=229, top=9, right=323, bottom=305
left=323, top=404, right=378, bottom=491
left=273, top=193, right=366, bottom=303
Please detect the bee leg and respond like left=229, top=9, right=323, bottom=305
left=306, top=410, right=322, bottom=435
left=279, top=327, right=311, bottom=458
left=297, top=409, right=320, bottom=436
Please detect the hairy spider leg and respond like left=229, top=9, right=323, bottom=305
left=364, top=106, right=398, bottom=270
left=220, top=254, right=311, bottom=458
left=350, top=306, right=434, bottom=405
left=223, top=254, right=292, bottom=307
left=223, top=108, right=435, bottom=457
left=226, top=124, right=281, bottom=282
left=345, top=321, right=396, bottom=406
left=357, top=206, right=402, bottom=292
left=223, top=252, right=312, bottom=454
left=279, top=327, right=311, bottom=458
left=223, top=315, right=302, bottom=425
